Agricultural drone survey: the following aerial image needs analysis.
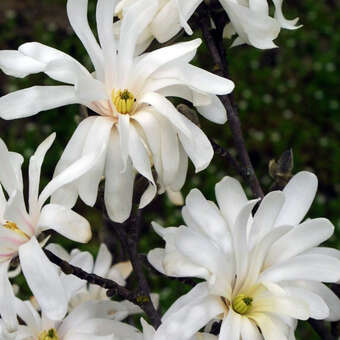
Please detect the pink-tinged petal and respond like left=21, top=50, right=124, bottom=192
left=38, top=204, right=92, bottom=243
left=19, top=237, right=68, bottom=320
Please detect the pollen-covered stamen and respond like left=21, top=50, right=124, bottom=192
left=38, top=328, right=59, bottom=340
left=112, top=89, right=136, bottom=115
left=232, top=294, right=253, bottom=315
left=3, top=221, right=29, bottom=239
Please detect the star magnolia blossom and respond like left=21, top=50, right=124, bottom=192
left=116, top=0, right=301, bottom=49
left=46, top=243, right=150, bottom=320
left=0, top=298, right=140, bottom=340
left=148, top=172, right=340, bottom=340
left=0, top=134, right=99, bottom=331
left=0, top=0, right=234, bottom=223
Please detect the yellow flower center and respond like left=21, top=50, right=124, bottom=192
left=232, top=294, right=253, bottom=315
left=112, top=89, right=135, bottom=115
left=38, top=329, right=59, bottom=340
left=3, top=221, right=29, bottom=239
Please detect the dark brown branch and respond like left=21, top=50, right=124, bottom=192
left=44, top=248, right=134, bottom=301
left=102, top=208, right=162, bottom=328
left=196, top=4, right=264, bottom=199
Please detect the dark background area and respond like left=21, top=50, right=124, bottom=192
left=0, top=0, right=339, bottom=338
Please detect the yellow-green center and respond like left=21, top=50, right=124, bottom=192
left=232, top=294, right=253, bottom=315
left=38, top=328, right=59, bottom=340
left=112, top=89, right=135, bottom=115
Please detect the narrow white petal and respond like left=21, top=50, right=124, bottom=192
left=93, top=243, right=112, bottom=277
left=38, top=204, right=92, bottom=243
left=104, top=130, right=135, bottom=223
left=117, top=114, right=130, bottom=172
left=272, top=0, right=301, bottom=30
left=78, top=117, right=113, bottom=206
left=0, top=86, right=78, bottom=120
left=66, top=0, right=104, bottom=79
left=51, top=117, right=96, bottom=208
left=215, top=176, right=248, bottom=231
left=274, top=171, right=318, bottom=227
left=250, top=313, right=288, bottom=340
left=0, top=261, right=17, bottom=332
left=240, top=317, right=262, bottom=340
left=39, top=150, right=101, bottom=207
left=19, top=237, right=67, bottom=320
left=196, top=95, right=227, bottom=124
left=219, top=310, right=241, bottom=340
left=28, top=133, right=56, bottom=215
left=0, top=50, right=44, bottom=78
left=266, top=218, right=334, bottom=267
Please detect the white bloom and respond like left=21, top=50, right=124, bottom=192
left=0, top=134, right=98, bottom=331
left=2, top=298, right=140, bottom=340
left=0, top=0, right=234, bottom=223
left=148, top=172, right=340, bottom=340
left=117, top=0, right=301, bottom=49
left=47, top=242, right=151, bottom=321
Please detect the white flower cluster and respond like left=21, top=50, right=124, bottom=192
left=0, top=0, right=338, bottom=340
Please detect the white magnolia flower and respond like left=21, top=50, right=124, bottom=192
left=0, top=0, right=234, bottom=223
left=2, top=298, right=140, bottom=340
left=46, top=242, right=149, bottom=321
left=117, top=0, right=301, bottom=49
left=148, top=172, right=340, bottom=340
left=0, top=134, right=98, bottom=331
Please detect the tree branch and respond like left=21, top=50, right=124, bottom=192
left=196, top=4, right=264, bottom=198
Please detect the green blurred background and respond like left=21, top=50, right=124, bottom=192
left=0, top=0, right=339, bottom=338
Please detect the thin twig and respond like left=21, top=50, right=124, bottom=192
left=196, top=4, right=264, bottom=198
left=44, top=248, right=134, bottom=301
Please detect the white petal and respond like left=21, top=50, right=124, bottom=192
left=66, top=0, right=104, bottom=80
left=250, top=313, right=289, bottom=340
left=78, top=117, right=113, bottom=206
left=296, top=281, right=340, bottom=322
left=141, top=318, right=155, bottom=340
left=134, top=39, right=201, bottom=89
left=129, top=123, right=156, bottom=207
left=219, top=310, right=241, bottom=340
left=0, top=139, right=23, bottom=194
left=93, top=243, right=112, bottom=277
left=51, top=117, right=96, bottom=208
left=177, top=113, right=213, bottom=172
left=14, top=298, right=41, bottom=334
left=196, top=95, right=227, bottom=124
left=280, top=284, right=329, bottom=320
left=104, top=130, right=135, bottom=223
left=168, top=144, right=188, bottom=192
left=118, top=0, right=158, bottom=86
left=215, top=176, right=248, bottom=231
left=185, top=189, right=232, bottom=254
left=19, top=237, right=67, bottom=320
left=0, top=261, right=17, bottom=332
left=140, top=92, right=191, bottom=137
left=0, top=50, right=44, bottom=78
left=240, top=317, right=262, bottom=340
left=96, top=0, right=118, bottom=86
left=0, top=86, right=78, bottom=120
left=39, top=148, right=101, bottom=207
left=272, top=0, right=301, bottom=30
left=117, top=114, right=130, bottom=172
left=260, top=254, right=340, bottom=283
left=274, top=171, right=318, bottom=227
left=28, top=133, right=56, bottom=215
left=249, top=191, right=285, bottom=249
left=266, top=218, right=334, bottom=267
left=38, top=204, right=92, bottom=243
